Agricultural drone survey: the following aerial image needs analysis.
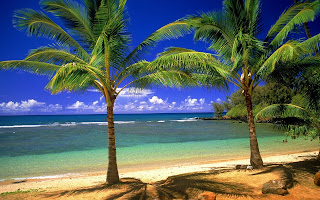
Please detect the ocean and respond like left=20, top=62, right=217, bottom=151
left=0, top=113, right=318, bottom=181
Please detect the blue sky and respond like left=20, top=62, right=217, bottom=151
left=0, top=0, right=319, bottom=115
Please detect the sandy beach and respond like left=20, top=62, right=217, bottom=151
left=1, top=150, right=319, bottom=199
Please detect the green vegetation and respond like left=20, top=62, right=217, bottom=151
left=212, top=102, right=224, bottom=118
left=217, top=82, right=293, bottom=120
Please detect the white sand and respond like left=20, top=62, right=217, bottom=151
left=0, top=150, right=318, bottom=193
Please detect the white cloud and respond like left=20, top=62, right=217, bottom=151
left=216, top=98, right=222, bottom=102
left=0, top=99, right=62, bottom=113
left=87, top=89, right=100, bottom=92
left=149, top=96, right=165, bottom=104
left=113, top=95, right=213, bottom=113
left=66, top=101, right=106, bottom=113
left=199, top=98, right=205, bottom=105
left=117, top=88, right=154, bottom=98
left=184, top=96, right=199, bottom=107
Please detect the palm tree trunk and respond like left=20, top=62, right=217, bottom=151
left=318, top=135, right=320, bottom=161
left=106, top=105, right=120, bottom=184
left=245, top=92, right=264, bottom=169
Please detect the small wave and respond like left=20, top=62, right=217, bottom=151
left=0, top=125, right=48, bottom=129
left=0, top=121, right=135, bottom=128
left=60, top=122, right=77, bottom=126
left=171, top=118, right=199, bottom=122
left=157, top=120, right=165, bottom=123
left=80, top=122, right=108, bottom=125
left=115, top=121, right=135, bottom=124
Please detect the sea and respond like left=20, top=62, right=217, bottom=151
left=0, top=113, right=318, bottom=181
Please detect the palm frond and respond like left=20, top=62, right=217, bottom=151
left=83, top=0, right=103, bottom=25
left=13, top=8, right=90, bottom=61
left=129, top=70, right=197, bottom=89
left=114, top=60, right=150, bottom=85
left=122, top=20, right=191, bottom=67
left=300, top=32, right=320, bottom=53
left=41, top=0, right=95, bottom=45
left=245, top=0, right=263, bottom=35
left=266, top=1, right=320, bottom=49
left=255, top=103, right=309, bottom=121
left=150, top=47, right=231, bottom=79
left=92, top=0, right=130, bottom=68
left=257, top=40, right=306, bottom=78
left=46, top=62, right=105, bottom=93
left=188, top=12, right=234, bottom=61
left=25, top=45, right=88, bottom=65
left=0, top=60, right=60, bottom=76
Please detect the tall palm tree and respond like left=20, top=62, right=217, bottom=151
left=0, top=0, right=192, bottom=184
left=153, top=0, right=320, bottom=168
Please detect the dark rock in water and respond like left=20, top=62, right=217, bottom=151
left=262, top=180, right=288, bottom=195
left=315, top=171, right=320, bottom=186
left=197, top=191, right=216, bottom=200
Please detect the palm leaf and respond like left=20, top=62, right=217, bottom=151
left=129, top=70, right=196, bottom=89
left=41, top=0, right=95, bottom=45
left=150, top=47, right=231, bottom=79
left=122, top=20, right=191, bottom=67
left=188, top=12, right=234, bottom=61
left=257, top=40, right=306, bottom=78
left=46, top=63, right=105, bottom=93
left=255, top=103, right=309, bottom=121
left=300, top=32, right=320, bottom=53
left=0, top=60, right=60, bottom=76
left=25, top=45, right=88, bottom=65
left=13, top=8, right=90, bottom=61
left=266, top=1, right=320, bottom=49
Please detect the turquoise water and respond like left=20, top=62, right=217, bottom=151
left=0, top=113, right=318, bottom=181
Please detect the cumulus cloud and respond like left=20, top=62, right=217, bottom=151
left=0, top=99, right=62, bottom=113
left=113, top=95, right=212, bottom=113
left=117, top=88, right=154, bottom=98
left=66, top=101, right=106, bottom=113
left=216, top=98, right=222, bottom=102
left=149, top=96, right=165, bottom=104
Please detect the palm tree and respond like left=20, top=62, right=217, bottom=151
left=255, top=102, right=320, bottom=161
left=0, top=0, right=192, bottom=184
left=153, top=0, right=320, bottom=168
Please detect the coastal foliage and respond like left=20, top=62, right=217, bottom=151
left=0, top=0, right=192, bottom=184
left=221, top=82, right=292, bottom=120
left=212, top=102, right=224, bottom=117
left=255, top=101, right=320, bottom=160
left=156, top=0, right=320, bottom=168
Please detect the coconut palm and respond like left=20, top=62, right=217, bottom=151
left=152, top=0, right=320, bottom=168
left=0, top=0, right=192, bottom=184
left=255, top=102, right=320, bottom=161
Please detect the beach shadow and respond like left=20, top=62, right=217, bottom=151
left=152, top=170, right=257, bottom=199
left=41, top=178, right=150, bottom=200
left=251, top=157, right=320, bottom=188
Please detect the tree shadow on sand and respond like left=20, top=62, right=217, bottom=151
left=152, top=170, right=257, bottom=199
left=41, top=178, right=149, bottom=200
left=40, top=170, right=257, bottom=200
left=39, top=159, right=319, bottom=200
left=251, top=157, right=320, bottom=188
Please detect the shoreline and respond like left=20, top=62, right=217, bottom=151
left=0, top=150, right=318, bottom=194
